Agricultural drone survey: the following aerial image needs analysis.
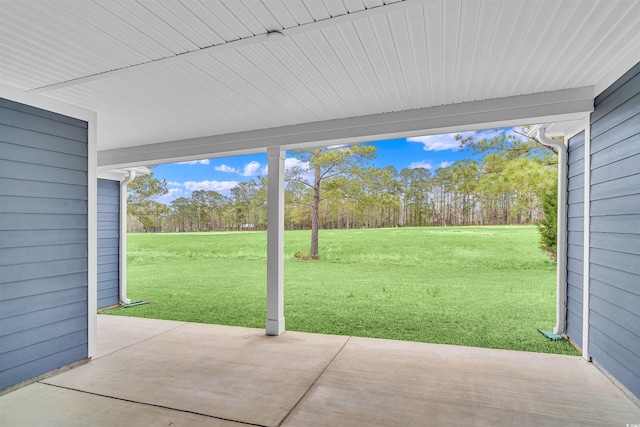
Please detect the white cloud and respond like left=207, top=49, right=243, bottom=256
left=240, top=161, right=262, bottom=177
left=285, top=157, right=310, bottom=171
left=263, top=158, right=314, bottom=181
left=284, top=157, right=314, bottom=182
left=184, top=180, right=239, bottom=193
left=408, top=128, right=523, bottom=152
left=214, top=164, right=237, bottom=173
left=240, top=158, right=315, bottom=177
left=214, top=161, right=263, bottom=177
left=166, top=181, right=182, bottom=187
left=177, top=159, right=210, bottom=165
left=408, top=161, right=433, bottom=170
left=407, top=132, right=474, bottom=151
left=408, top=160, right=454, bottom=170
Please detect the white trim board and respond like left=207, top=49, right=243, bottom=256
left=98, top=87, right=594, bottom=168
left=87, top=116, right=97, bottom=358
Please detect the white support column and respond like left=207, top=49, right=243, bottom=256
left=266, top=147, right=286, bottom=335
left=119, top=172, right=135, bottom=305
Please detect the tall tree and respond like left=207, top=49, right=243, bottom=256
left=191, top=189, right=225, bottom=231
left=170, top=197, right=192, bottom=232
left=231, top=179, right=266, bottom=230
left=400, top=167, right=432, bottom=226
left=285, top=178, right=312, bottom=229
left=287, top=144, right=376, bottom=257
left=127, top=169, right=168, bottom=231
left=450, top=160, right=479, bottom=225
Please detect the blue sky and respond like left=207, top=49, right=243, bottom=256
left=153, top=128, right=517, bottom=205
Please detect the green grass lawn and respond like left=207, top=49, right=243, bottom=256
left=106, top=226, right=579, bottom=355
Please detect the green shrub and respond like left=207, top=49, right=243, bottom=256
left=537, top=183, right=557, bottom=259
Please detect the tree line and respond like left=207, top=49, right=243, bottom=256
left=128, top=132, right=557, bottom=246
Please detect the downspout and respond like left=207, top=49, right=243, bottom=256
left=119, top=171, right=136, bottom=305
left=581, top=120, right=592, bottom=361
left=537, top=128, right=568, bottom=336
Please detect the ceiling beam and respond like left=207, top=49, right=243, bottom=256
left=98, top=86, right=594, bottom=169
left=32, top=0, right=425, bottom=94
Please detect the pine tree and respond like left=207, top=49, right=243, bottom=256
left=537, top=183, right=558, bottom=259
left=287, top=144, right=376, bottom=257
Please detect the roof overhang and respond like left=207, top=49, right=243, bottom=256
left=1, top=0, right=638, bottom=167
left=98, top=86, right=593, bottom=168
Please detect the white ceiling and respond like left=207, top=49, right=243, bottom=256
left=1, top=0, right=639, bottom=166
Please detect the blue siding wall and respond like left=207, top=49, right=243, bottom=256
left=0, top=98, right=88, bottom=390
left=97, top=179, right=120, bottom=308
left=565, top=131, right=584, bottom=349
left=588, top=61, right=640, bottom=399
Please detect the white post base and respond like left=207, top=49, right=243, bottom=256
left=266, top=318, right=285, bottom=336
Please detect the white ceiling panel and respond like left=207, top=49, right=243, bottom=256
left=0, top=0, right=639, bottom=158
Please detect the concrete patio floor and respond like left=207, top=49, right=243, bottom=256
left=1, top=315, right=638, bottom=426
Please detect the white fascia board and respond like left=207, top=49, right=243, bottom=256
left=1, top=84, right=99, bottom=358
left=99, top=87, right=594, bottom=168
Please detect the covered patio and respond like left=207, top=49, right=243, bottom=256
left=2, top=0, right=640, bottom=416
left=1, top=315, right=638, bottom=426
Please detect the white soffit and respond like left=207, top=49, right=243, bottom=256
left=1, top=0, right=639, bottom=163
left=97, top=166, right=151, bottom=181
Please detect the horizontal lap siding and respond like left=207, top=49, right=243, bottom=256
left=0, top=98, right=88, bottom=390
left=97, top=179, right=119, bottom=308
left=566, top=131, right=584, bottom=349
left=589, top=61, right=640, bottom=400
